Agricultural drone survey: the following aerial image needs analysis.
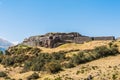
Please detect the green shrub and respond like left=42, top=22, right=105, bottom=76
left=83, top=52, right=95, bottom=61
left=70, top=52, right=86, bottom=65
left=76, top=71, right=80, bottom=75
left=24, top=53, right=51, bottom=71
left=13, top=55, right=29, bottom=63
left=51, top=52, right=66, bottom=61
left=7, top=44, right=41, bottom=55
left=24, top=61, right=32, bottom=71
left=30, top=62, right=44, bottom=71
left=0, top=71, right=7, bottom=77
left=1, top=56, right=14, bottom=66
left=45, top=61, right=62, bottom=74
left=30, top=47, right=41, bottom=55
left=94, top=46, right=111, bottom=57
left=112, top=74, right=117, bottom=80
left=110, top=47, right=119, bottom=55
left=94, top=46, right=119, bottom=57
left=24, top=52, right=66, bottom=72
left=70, top=46, right=119, bottom=66
left=108, top=42, right=113, bottom=48
left=1, top=55, right=29, bottom=66
left=63, top=62, right=75, bottom=68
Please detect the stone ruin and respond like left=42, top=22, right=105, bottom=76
left=22, top=32, right=115, bottom=48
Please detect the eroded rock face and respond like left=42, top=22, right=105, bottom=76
left=22, top=32, right=115, bottom=48
left=22, top=32, right=82, bottom=48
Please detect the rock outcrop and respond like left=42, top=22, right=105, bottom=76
left=22, top=32, right=115, bottom=48
left=22, top=32, right=81, bottom=48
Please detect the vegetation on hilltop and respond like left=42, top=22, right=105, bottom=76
left=0, top=42, right=119, bottom=70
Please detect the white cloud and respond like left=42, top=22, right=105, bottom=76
left=12, top=41, right=19, bottom=45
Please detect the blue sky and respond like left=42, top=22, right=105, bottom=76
left=0, top=0, right=120, bottom=43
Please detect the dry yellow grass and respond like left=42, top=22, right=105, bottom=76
left=39, top=41, right=111, bottom=53
left=0, top=65, right=34, bottom=80
left=0, top=65, right=6, bottom=72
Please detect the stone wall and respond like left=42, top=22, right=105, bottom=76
left=93, top=36, right=115, bottom=40
left=74, top=36, right=92, bottom=44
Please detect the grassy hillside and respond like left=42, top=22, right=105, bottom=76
left=0, top=40, right=120, bottom=80
left=43, top=54, right=120, bottom=80
left=39, top=41, right=111, bottom=53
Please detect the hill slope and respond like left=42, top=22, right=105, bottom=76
left=0, top=40, right=120, bottom=80
left=0, top=50, right=120, bottom=80
left=42, top=54, right=120, bottom=80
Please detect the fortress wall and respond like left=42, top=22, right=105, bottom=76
left=60, top=35, right=74, bottom=41
left=74, top=37, right=92, bottom=44
left=22, top=32, right=116, bottom=48
left=93, top=36, right=115, bottom=40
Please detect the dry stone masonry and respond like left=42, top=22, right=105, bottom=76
left=93, top=36, right=115, bottom=40
left=22, top=32, right=115, bottom=48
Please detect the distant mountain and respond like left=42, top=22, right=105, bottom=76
left=0, top=38, right=13, bottom=51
